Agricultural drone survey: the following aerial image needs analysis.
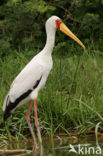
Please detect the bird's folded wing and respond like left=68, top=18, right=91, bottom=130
left=9, top=62, right=44, bottom=102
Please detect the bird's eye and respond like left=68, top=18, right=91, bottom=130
left=56, top=19, right=60, bottom=23
left=56, top=19, right=62, bottom=29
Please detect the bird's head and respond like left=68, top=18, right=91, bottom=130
left=46, top=16, right=85, bottom=50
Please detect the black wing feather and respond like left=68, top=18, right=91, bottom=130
left=3, top=76, right=42, bottom=121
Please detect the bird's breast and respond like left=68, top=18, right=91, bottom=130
left=36, top=52, right=53, bottom=70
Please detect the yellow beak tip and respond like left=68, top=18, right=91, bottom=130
left=60, top=23, right=86, bottom=51
left=83, top=46, right=86, bottom=50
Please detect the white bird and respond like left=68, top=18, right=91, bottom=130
left=3, top=16, right=85, bottom=148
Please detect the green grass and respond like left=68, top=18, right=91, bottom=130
left=0, top=46, right=103, bottom=140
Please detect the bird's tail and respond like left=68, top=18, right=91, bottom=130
left=3, top=93, right=9, bottom=112
left=3, top=94, right=12, bottom=121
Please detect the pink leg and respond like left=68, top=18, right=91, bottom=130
left=34, top=100, right=42, bottom=144
left=26, top=100, right=38, bottom=148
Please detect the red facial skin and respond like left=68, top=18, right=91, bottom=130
left=55, top=19, right=62, bottom=30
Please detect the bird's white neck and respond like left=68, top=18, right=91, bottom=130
left=43, top=26, right=56, bottom=54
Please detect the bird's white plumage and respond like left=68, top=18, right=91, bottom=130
left=10, top=62, right=43, bottom=102
left=3, top=16, right=60, bottom=113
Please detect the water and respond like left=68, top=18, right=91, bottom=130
left=0, top=135, right=103, bottom=156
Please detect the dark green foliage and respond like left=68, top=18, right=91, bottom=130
left=0, top=0, right=103, bottom=54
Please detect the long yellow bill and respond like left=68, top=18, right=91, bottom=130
left=60, top=23, right=85, bottom=50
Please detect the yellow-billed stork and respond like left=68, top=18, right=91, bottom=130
left=3, top=16, right=85, bottom=148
